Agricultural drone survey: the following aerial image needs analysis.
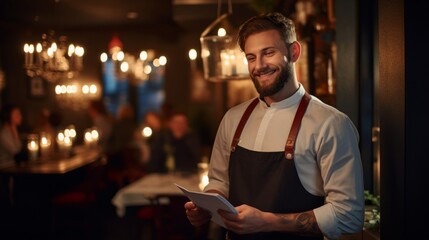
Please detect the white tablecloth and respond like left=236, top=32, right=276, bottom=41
left=112, top=173, right=200, bottom=217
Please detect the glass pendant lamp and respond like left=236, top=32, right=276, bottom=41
left=200, top=0, right=250, bottom=82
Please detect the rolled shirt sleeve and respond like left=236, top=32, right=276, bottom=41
left=311, top=110, right=365, bottom=239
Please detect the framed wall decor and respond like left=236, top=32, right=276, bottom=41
left=29, top=76, right=46, bottom=98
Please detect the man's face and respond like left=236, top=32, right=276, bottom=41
left=244, top=30, right=293, bottom=97
left=11, top=108, right=22, bottom=126
left=169, top=114, right=189, bottom=139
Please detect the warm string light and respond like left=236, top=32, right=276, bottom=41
left=55, top=126, right=78, bottom=156
left=39, top=132, right=52, bottom=158
left=54, top=81, right=101, bottom=110
left=84, top=128, right=99, bottom=147
left=198, top=161, right=209, bottom=191
left=189, top=49, right=198, bottom=71
left=27, top=134, right=39, bottom=161
left=23, top=126, right=100, bottom=161
left=188, top=49, right=198, bottom=61
left=141, top=126, right=153, bottom=138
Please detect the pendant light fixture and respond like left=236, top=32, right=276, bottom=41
left=200, top=0, right=250, bottom=82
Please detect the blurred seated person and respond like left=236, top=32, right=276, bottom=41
left=33, top=108, right=57, bottom=141
left=147, top=111, right=202, bottom=174
left=0, top=104, right=23, bottom=166
left=0, top=104, right=23, bottom=219
left=136, top=110, right=163, bottom=164
left=105, top=103, right=144, bottom=188
left=108, top=103, right=139, bottom=155
left=87, top=100, right=113, bottom=152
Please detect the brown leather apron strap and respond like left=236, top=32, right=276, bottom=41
left=284, top=92, right=311, bottom=160
left=231, top=98, right=259, bottom=152
left=230, top=92, right=311, bottom=158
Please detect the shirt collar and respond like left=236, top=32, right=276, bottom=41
left=259, top=84, right=305, bottom=109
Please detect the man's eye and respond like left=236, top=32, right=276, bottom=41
left=265, top=51, right=275, bottom=56
left=246, top=56, right=255, bottom=62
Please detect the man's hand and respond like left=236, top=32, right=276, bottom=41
left=218, top=204, right=268, bottom=234
left=219, top=205, right=323, bottom=237
left=184, top=201, right=211, bottom=227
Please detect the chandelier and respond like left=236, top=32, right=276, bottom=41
left=200, top=0, right=249, bottom=81
left=100, top=34, right=167, bottom=84
left=23, top=30, right=85, bottom=82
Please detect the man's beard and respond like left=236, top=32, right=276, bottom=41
left=251, top=63, right=292, bottom=97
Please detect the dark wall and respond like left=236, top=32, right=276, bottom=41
left=402, top=0, right=429, bottom=238
left=379, top=0, right=429, bottom=239
left=378, top=0, right=405, bottom=237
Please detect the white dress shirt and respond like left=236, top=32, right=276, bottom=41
left=205, top=85, right=364, bottom=239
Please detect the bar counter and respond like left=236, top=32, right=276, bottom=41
left=0, top=145, right=105, bottom=239
left=0, top=145, right=103, bottom=176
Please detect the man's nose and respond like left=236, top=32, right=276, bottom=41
left=254, top=57, right=266, bottom=71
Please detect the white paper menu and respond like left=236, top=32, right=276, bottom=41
left=175, top=183, right=238, bottom=228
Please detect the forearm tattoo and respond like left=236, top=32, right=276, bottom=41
left=295, top=212, right=320, bottom=234
left=277, top=212, right=322, bottom=236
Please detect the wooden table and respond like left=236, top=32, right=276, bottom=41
left=112, top=172, right=200, bottom=217
left=111, top=172, right=213, bottom=239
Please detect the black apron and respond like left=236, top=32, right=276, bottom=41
left=227, top=93, right=324, bottom=240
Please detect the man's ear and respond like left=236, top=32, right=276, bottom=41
left=289, top=41, right=301, bottom=62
